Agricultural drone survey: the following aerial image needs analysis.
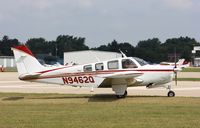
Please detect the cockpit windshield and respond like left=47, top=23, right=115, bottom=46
left=133, top=57, right=149, bottom=66
left=122, top=59, right=138, bottom=69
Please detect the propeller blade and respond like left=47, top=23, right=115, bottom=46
left=174, top=47, right=177, bottom=68
left=174, top=47, right=178, bottom=86
left=175, top=72, right=177, bottom=86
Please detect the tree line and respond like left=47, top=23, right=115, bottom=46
left=0, top=35, right=199, bottom=63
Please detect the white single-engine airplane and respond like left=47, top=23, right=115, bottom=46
left=12, top=45, right=179, bottom=98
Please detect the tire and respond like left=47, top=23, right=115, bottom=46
left=124, top=90, right=127, bottom=97
left=116, top=90, right=127, bottom=98
left=116, top=95, right=124, bottom=98
left=168, top=91, right=175, bottom=97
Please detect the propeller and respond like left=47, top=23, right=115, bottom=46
left=174, top=47, right=178, bottom=86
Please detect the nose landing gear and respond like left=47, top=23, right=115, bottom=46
left=168, top=90, right=175, bottom=97
left=167, top=83, right=175, bottom=97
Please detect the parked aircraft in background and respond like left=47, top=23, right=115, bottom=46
left=12, top=45, right=180, bottom=98
left=160, top=59, right=190, bottom=68
left=0, top=65, right=4, bottom=72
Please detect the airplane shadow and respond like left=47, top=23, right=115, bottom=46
left=29, top=94, right=166, bottom=102
left=88, top=95, right=166, bottom=102
left=1, top=94, right=166, bottom=102
left=28, top=94, right=119, bottom=102
left=2, top=96, right=24, bottom=101
left=88, top=94, right=118, bottom=102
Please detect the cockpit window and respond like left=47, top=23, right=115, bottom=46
left=83, top=65, right=92, bottom=72
left=133, top=57, right=149, bottom=66
left=95, top=63, right=104, bottom=70
left=108, top=60, right=119, bottom=69
left=122, top=59, right=138, bottom=69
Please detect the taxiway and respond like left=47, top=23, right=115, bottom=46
left=0, top=72, right=200, bottom=97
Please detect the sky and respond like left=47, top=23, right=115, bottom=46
left=0, top=0, right=200, bottom=47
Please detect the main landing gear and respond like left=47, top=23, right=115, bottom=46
left=116, top=90, right=127, bottom=98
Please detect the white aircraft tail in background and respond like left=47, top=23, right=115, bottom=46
left=12, top=45, right=180, bottom=98
left=160, top=59, right=190, bottom=68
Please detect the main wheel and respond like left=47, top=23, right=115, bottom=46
left=168, top=91, right=175, bottom=97
left=116, top=95, right=124, bottom=98
left=124, top=90, right=127, bottom=97
left=116, top=90, right=128, bottom=98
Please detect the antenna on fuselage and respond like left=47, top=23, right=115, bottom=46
left=119, top=49, right=127, bottom=58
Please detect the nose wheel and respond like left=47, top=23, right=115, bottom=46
left=168, top=91, right=175, bottom=97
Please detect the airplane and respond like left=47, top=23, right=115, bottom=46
left=11, top=45, right=180, bottom=98
left=160, top=59, right=190, bottom=68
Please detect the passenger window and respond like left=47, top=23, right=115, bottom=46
left=108, top=60, right=119, bottom=69
left=122, top=59, right=138, bottom=69
left=95, top=63, right=104, bottom=70
left=83, top=65, right=92, bottom=72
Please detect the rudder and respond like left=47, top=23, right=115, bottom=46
left=11, top=45, right=44, bottom=76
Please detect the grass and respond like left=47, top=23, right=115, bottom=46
left=182, top=67, right=200, bottom=72
left=176, top=78, right=200, bottom=81
left=0, top=93, right=200, bottom=128
left=173, top=78, right=200, bottom=81
left=3, top=67, right=17, bottom=72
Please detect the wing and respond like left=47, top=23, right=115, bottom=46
left=96, top=71, right=143, bottom=78
left=96, top=71, right=143, bottom=88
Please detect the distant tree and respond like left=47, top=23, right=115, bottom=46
left=1, top=34, right=199, bottom=63
left=25, top=35, right=89, bottom=58
left=56, top=35, right=89, bottom=58
left=118, top=42, right=135, bottom=57
left=108, top=40, right=119, bottom=52
left=161, top=36, right=199, bottom=61
left=135, top=38, right=163, bottom=63
left=92, top=40, right=135, bottom=57
left=26, top=38, right=49, bottom=54
left=92, top=45, right=110, bottom=51
left=0, top=35, right=20, bottom=56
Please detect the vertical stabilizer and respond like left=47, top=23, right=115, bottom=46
left=11, top=45, right=44, bottom=76
left=177, top=59, right=185, bottom=65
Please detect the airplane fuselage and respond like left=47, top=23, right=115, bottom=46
left=22, top=57, right=174, bottom=89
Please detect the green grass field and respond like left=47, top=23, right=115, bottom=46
left=182, top=67, right=200, bottom=72
left=0, top=93, right=200, bottom=128
left=178, top=78, right=200, bottom=81
left=3, top=67, right=17, bottom=72
left=174, top=78, right=200, bottom=81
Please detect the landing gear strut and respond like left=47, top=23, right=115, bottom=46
left=167, top=83, right=175, bottom=97
left=116, top=90, right=127, bottom=98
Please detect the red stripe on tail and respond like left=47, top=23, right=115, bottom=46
left=14, top=45, right=34, bottom=57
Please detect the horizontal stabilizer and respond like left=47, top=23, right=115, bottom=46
left=19, top=73, right=42, bottom=80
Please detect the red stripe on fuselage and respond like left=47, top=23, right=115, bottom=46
left=37, top=65, right=175, bottom=74
left=22, top=69, right=174, bottom=80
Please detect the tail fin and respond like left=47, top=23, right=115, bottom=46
left=11, top=45, right=44, bottom=76
left=177, top=59, right=185, bottom=65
